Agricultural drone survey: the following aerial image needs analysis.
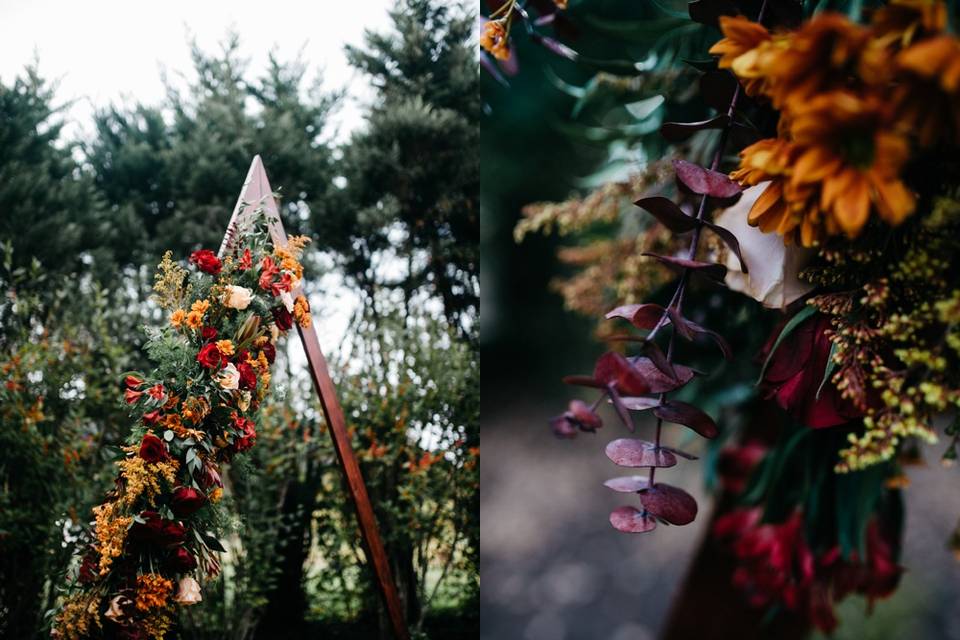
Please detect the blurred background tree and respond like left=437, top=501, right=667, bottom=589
left=0, top=1, right=477, bottom=639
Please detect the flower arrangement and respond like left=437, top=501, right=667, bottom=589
left=53, top=210, right=311, bottom=640
left=498, top=0, right=960, bottom=632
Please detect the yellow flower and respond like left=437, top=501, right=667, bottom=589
left=210, top=487, right=223, bottom=503
left=216, top=340, right=235, bottom=356
left=894, top=35, right=960, bottom=147
left=293, top=295, right=311, bottom=329
left=186, top=299, right=210, bottom=330
left=709, top=16, right=775, bottom=96
left=170, top=309, right=186, bottom=328
left=93, top=501, right=132, bottom=576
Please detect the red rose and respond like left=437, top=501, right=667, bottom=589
left=760, top=313, right=860, bottom=428
left=129, top=510, right=187, bottom=547
left=189, top=249, right=222, bottom=275
left=237, top=362, right=257, bottom=391
left=201, top=326, right=218, bottom=341
left=231, top=414, right=257, bottom=453
left=260, top=342, right=276, bottom=364
left=139, top=433, right=169, bottom=463
left=170, top=486, right=207, bottom=517
left=124, top=388, right=144, bottom=404
left=78, top=549, right=98, bottom=584
left=272, top=306, right=293, bottom=331
left=196, top=343, right=223, bottom=369
left=168, top=546, right=197, bottom=572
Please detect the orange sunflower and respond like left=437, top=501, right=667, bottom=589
left=894, top=35, right=960, bottom=146
left=709, top=16, right=776, bottom=96
left=764, top=13, right=880, bottom=111
left=731, top=92, right=915, bottom=246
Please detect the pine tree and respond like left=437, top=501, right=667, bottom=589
left=341, top=0, right=479, bottom=335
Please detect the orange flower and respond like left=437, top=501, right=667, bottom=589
left=170, top=309, right=186, bottom=328
left=480, top=20, right=510, bottom=61
left=731, top=92, right=915, bottom=245
left=894, top=35, right=960, bottom=146
left=135, top=574, right=174, bottom=612
left=764, top=14, right=877, bottom=111
left=215, top=339, right=235, bottom=356
left=709, top=16, right=774, bottom=96
left=871, top=0, right=947, bottom=48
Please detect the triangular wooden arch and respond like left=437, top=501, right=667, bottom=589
left=219, top=156, right=409, bottom=639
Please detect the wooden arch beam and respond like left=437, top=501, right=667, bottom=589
left=219, top=155, right=409, bottom=640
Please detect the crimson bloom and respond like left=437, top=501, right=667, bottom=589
left=760, top=312, right=860, bottom=428
left=129, top=511, right=186, bottom=547
left=272, top=306, right=293, bottom=331
left=231, top=414, right=257, bottom=453
left=189, top=249, right=222, bottom=275
left=167, top=546, right=197, bottom=572
left=124, top=375, right=143, bottom=388
left=170, top=486, right=207, bottom=517
left=124, top=388, right=144, bottom=404
left=196, top=343, right=224, bottom=369
left=201, top=326, right=218, bottom=341
left=138, top=433, right=169, bottom=463
left=260, top=342, right=276, bottom=364
left=237, top=362, right=257, bottom=391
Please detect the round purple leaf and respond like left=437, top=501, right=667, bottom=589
left=609, top=506, right=658, bottom=533
left=604, top=476, right=652, bottom=493
left=605, top=439, right=677, bottom=468
left=639, top=483, right=698, bottom=525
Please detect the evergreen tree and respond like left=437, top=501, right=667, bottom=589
left=341, top=0, right=479, bottom=334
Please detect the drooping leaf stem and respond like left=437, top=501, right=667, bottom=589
left=642, top=0, right=768, bottom=486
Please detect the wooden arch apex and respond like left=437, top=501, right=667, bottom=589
left=219, top=155, right=410, bottom=640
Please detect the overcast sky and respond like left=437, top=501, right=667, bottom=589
left=0, top=0, right=395, bottom=142
left=0, top=0, right=404, bottom=350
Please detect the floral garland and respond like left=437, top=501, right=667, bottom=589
left=53, top=211, right=311, bottom=640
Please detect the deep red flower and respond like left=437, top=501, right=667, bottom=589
left=259, top=256, right=280, bottom=291
left=237, top=362, right=257, bottom=391
left=142, top=410, right=162, bottom=426
left=129, top=510, right=186, bottom=547
left=189, top=249, right=222, bottom=275
left=170, top=486, right=207, bottom=517
left=272, top=306, right=293, bottom=331
left=138, top=433, right=169, bottom=463
left=168, top=546, right=198, bottom=572
left=78, top=549, right=98, bottom=584
left=231, top=413, right=257, bottom=453
left=238, top=248, right=253, bottom=271
left=196, top=343, right=223, bottom=369
left=717, top=441, right=767, bottom=495
left=260, top=342, right=276, bottom=364
left=760, top=312, right=860, bottom=428
left=201, top=326, right=218, bottom=341
left=124, top=388, right=144, bottom=404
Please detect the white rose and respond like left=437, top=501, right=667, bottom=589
left=223, top=285, right=253, bottom=310
left=174, top=576, right=202, bottom=605
left=714, top=182, right=815, bottom=310
left=280, top=291, right=294, bottom=312
left=217, top=363, right=240, bottom=390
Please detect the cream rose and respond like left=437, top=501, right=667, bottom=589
left=280, top=290, right=295, bottom=313
left=217, top=363, right=240, bottom=390
left=713, top=182, right=814, bottom=310
left=174, top=576, right=202, bottom=605
left=223, top=285, right=253, bottom=310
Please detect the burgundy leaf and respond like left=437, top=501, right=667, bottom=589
left=607, top=386, right=635, bottom=432
left=653, top=400, right=719, bottom=439
left=603, top=476, right=651, bottom=493
left=605, top=303, right=666, bottom=330
left=642, top=253, right=727, bottom=282
left=568, top=399, right=602, bottom=430
left=630, top=356, right=697, bottom=393
left=562, top=375, right=605, bottom=389
left=609, top=506, right=658, bottom=533
left=673, top=159, right=742, bottom=199
left=700, top=69, right=738, bottom=112
left=594, top=351, right=651, bottom=396
left=668, top=312, right=733, bottom=360
left=688, top=0, right=738, bottom=26
left=617, top=396, right=661, bottom=411
left=549, top=415, right=578, bottom=439
left=635, top=197, right=698, bottom=233
left=639, top=483, right=698, bottom=525
left=666, top=308, right=696, bottom=341
left=605, top=438, right=678, bottom=468
left=641, top=341, right=678, bottom=381
left=704, top=221, right=748, bottom=273
left=660, top=115, right=730, bottom=142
